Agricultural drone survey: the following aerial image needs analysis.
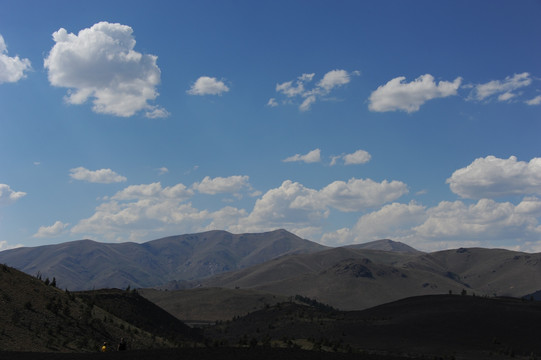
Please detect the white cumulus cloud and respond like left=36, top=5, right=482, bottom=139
left=368, top=74, right=462, bottom=113
left=413, top=198, right=541, bottom=244
left=69, top=167, right=127, bottom=183
left=343, top=149, right=371, bottom=165
left=192, top=175, right=251, bottom=195
left=468, top=72, right=532, bottom=102
left=111, top=182, right=193, bottom=201
left=292, top=178, right=408, bottom=212
left=447, top=156, right=541, bottom=199
left=230, top=180, right=329, bottom=235
left=283, top=149, right=321, bottom=163
left=0, top=34, right=32, bottom=84
left=33, top=221, right=69, bottom=238
left=187, top=76, right=229, bottom=95
left=43, top=22, right=166, bottom=118
left=0, top=184, right=26, bottom=205
left=317, top=69, right=352, bottom=91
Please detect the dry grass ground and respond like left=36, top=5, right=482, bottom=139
left=0, top=348, right=416, bottom=360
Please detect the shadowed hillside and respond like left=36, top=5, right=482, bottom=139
left=0, top=264, right=197, bottom=352
left=75, top=289, right=202, bottom=343
left=0, top=229, right=327, bottom=290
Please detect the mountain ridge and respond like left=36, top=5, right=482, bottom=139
left=0, top=229, right=328, bottom=290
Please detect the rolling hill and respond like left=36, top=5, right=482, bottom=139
left=0, top=229, right=327, bottom=290
left=191, top=246, right=541, bottom=311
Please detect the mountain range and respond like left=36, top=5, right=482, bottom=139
left=0, top=229, right=326, bottom=290
left=1, top=229, right=540, bottom=313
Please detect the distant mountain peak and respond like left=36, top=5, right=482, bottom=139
left=344, top=239, right=421, bottom=253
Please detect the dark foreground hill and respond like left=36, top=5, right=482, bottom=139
left=204, top=294, right=541, bottom=359
left=75, top=289, right=202, bottom=343
left=0, top=264, right=198, bottom=352
left=0, top=229, right=327, bottom=290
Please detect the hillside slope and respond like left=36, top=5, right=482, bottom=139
left=194, top=246, right=541, bottom=310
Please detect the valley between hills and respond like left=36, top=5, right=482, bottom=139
left=1, top=229, right=541, bottom=359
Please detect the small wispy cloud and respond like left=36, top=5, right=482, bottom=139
left=283, top=149, right=321, bottom=163
left=525, top=95, right=541, bottom=106
left=69, top=167, right=127, bottom=183
left=158, top=167, right=169, bottom=175
left=271, top=69, right=359, bottom=111
left=0, top=184, right=26, bottom=205
left=330, top=149, right=371, bottom=166
left=33, top=221, right=69, bottom=238
left=468, top=73, right=532, bottom=102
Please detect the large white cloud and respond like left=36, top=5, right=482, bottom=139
left=231, top=180, right=330, bottom=235
left=233, top=177, right=407, bottom=236
left=273, top=69, right=358, bottom=111
left=192, top=175, right=251, bottom=195
left=69, top=167, right=127, bottom=183
left=321, top=201, right=427, bottom=246
left=447, top=156, right=541, bottom=199
left=292, top=178, right=408, bottom=212
left=0, top=184, right=26, bottom=205
left=187, top=76, right=230, bottom=96
left=43, top=22, right=166, bottom=118
left=368, top=74, right=462, bottom=113
left=0, top=34, right=31, bottom=84
left=321, top=197, right=541, bottom=251
left=283, top=149, right=321, bottom=163
left=413, top=198, right=541, bottom=243
left=468, top=73, right=532, bottom=102
left=33, top=221, right=69, bottom=238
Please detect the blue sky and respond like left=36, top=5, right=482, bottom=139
left=1, top=0, right=540, bottom=252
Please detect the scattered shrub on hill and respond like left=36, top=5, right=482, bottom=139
left=294, top=295, right=336, bottom=312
